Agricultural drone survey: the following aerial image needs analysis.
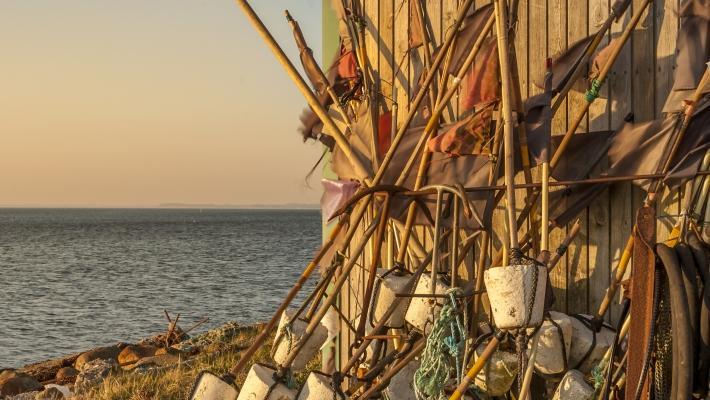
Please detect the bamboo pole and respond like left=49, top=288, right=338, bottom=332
left=226, top=218, right=346, bottom=377
left=357, top=339, right=427, bottom=399
left=235, top=0, right=370, bottom=182
left=372, top=0, right=476, bottom=186
left=596, top=65, right=710, bottom=319
left=518, top=333, right=542, bottom=400
left=549, top=0, right=653, bottom=170
left=279, top=215, right=381, bottom=370
left=395, top=14, right=496, bottom=185
left=548, top=218, right=582, bottom=270
left=494, top=0, right=519, bottom=251
left=550, top=0, right=631, bottom=113
left=450, top=330, right=506, bottom=400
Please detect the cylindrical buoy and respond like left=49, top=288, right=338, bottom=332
left=272, top=310, right=329, bottom=371
left=237, top=364, right=296, bottom=400
left=372, top=268, right=411, bottom=328
left=473, top=341, right=518, bottom=396
left=528, top=311, right=572, bottom=377
left=567, top=314, right=616, bottom=374
left=551, top=369, right=594, bottom=400
left=383, top=358, right=420, bottom=400
left=404, top=274, right=450, bottom=333
left=190, top=371, right=238, bottom=400
left=484, top=264, right=547, bottom=329
left=296, top=371, right=337, bottom=399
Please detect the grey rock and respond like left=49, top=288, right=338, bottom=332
left=74, top=358, right=118, bottom=392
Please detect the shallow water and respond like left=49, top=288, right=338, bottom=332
left=0, top=208, right=321, bottom=368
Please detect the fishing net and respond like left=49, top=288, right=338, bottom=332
left=654, top=276, right=673, bottom=399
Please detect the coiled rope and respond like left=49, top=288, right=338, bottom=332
left=413, top=288, right=466, bottom=399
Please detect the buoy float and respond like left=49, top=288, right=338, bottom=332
left=296, top=371, right=337, bottom=399
left=237, top=364, right=296, bottom=400
left=551, top=369, right=594, bottom=400
left=371, top=268, right=411, bottom=328
left=528, top=311, right=572, bottom=377
left=484, top=264, right=547, bottom=329
left=473, top=341, right=519, bottom=396
left=383, top=358, right=419, bottom=400
left=567, top=314, right=616, bottom=374
left=272, top=310, right=329, bottom=371
left=404, top=274, right=450, bottom=333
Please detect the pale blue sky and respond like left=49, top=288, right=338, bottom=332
left=0, top=1, right=325, bottom=207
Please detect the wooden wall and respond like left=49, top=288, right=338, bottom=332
left=330, top=0, right=684, bottom=368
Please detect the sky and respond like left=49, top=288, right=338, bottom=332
left=0, top=1, right=325, bottom=207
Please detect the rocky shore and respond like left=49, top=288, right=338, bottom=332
left=0, top=322, right=266, bottom=400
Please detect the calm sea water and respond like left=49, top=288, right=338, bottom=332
left=0, top=208, right=321, bottom=368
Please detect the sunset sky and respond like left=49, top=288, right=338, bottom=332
left=0, top=1, right=324, bottom=207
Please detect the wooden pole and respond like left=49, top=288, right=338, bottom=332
left=235, top=0, right=371, bottom=182
left=227, top=219, right=346, bottom=377
left=494, top=0, right=519, bottom=251
left=596, top=65, right=709, bottom=319
left=518, top=333, right=542, bottom=400
left=550, top=0, right=631, bottom=113
left=549, top=0, right=653, bottom=170
left=450, top=330, right=506, bottom=400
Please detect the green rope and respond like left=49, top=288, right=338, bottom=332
left=585, top=79, right=604, bottom=103
left=591, top=363, right=605, bottom=390
left=413, top=289, right=466, bottom=400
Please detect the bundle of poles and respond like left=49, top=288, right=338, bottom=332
left=190, top=1, right=710, bottom=399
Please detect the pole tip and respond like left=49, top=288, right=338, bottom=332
left=284, top=10, right=293, bottom=21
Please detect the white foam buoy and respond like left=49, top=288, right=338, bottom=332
left=372, top=268, right=411, bottom=328
left=296, top=371, right=337, bottom=399
left=567, top=314, right=616, bottom=374
left=473, top=343, right=518, bottom=396
left=191, top=371, right=239, bottom=400
left=484, top=264, right=547, bottom=329
left=272, top=310, right=329, bottom=372
left=383, top=359, right=420, bottom=400
left=528, top=311, right=573, bottom=376
left=552, top=369, right=594, bottom=400
left=237, top=364, right=296, bottom=400
left=404, top=274, right=449, bottom=333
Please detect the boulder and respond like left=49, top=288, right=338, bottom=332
left=0, top=370, right=43, bottom=397
left=17, top=353, right=80, bottom=383
left=74, top=344, right=125, bottom=370
left=5, top=391, right=40, bottom=400
left=117, top=345, right=158, bottom=365
left=34, top=387, right=64, bottom=399
left=54, top=367, right=78, bottom=384
left=74, top=358, right=118, bottom=391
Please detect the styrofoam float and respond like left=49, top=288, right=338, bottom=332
left=567, top=314, right=616, bottom=374
left=484, top=264, right=547, bottom=329
left=552, top=369, right=594, bottom=400
left=405, top=274, right=449, bottom=333
left=372, top=268, right=411, bottom=328
left=272, top=310, right=329, bottom=372
left=296, top=371, right=337, bottom=399
left=237, top=364, right=296, bottom=400
left=528, top=311, right=572, bottom=376
left=383, top=359, right=419, bottom=400
left=191, top=371, right=239, bottom=400
left=473, top=342, right=518, bottom=396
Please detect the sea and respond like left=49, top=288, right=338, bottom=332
left=0, top=208, right=322, bottom=368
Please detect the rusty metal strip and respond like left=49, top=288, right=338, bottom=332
left=625, top=205, right=656, bottom=400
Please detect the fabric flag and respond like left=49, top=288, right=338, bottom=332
left=321, top=179, right=360, bottom=220
left=536, top=35, right=594, bottom=93
left=459, top=37, right=500, bottom=111
left=525, top=70, right=553, bottom=164
left=445, top=4, right=495, bottom=75
left=426, top=103, right=495, bottom=156
left=409, top=0, right=425, bottom=48
left=662, top=0, right=709, bottom=112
